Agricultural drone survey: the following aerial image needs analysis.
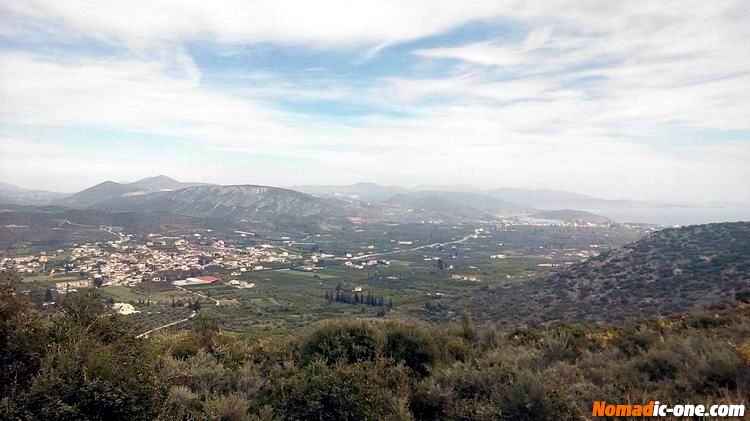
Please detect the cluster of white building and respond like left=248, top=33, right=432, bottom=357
left=1, top=231, right=298, bottom=291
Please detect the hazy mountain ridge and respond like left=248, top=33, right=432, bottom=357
left=406, top=191, right=528, bottom=213
left=382, top=194, right=494, bottom=222
left=468, top=221, right=750, bottom=325
left=6, top=177, right=747, bottom=227
left=0, top=182, right=69, bottom=206
left=487, top=188, right=658, bottom=210
left=56, top=175, right=212, bottom=208
left=294, top=183, right=691, bottom=211
left=292, top=182, right=411, bottom=202
left=529, top=209, right=612, bottom=224
left=89, top=184, right=356, bottom=226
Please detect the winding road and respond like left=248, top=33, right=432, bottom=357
left=136, top=310, right=196, bottom=339
left=351, top=232, right=476, bottom=261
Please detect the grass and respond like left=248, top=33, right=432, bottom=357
left=99, top=286, right=143, bottom=302
left=272, top=268, right=337, bottom=279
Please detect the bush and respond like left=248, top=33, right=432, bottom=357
left=409, top=380, right=450, bottom=420
left=383, top=324, right=437, bottom=378
left=203, top=394, right=249, bottom=421
left=734, top=288, right=750, bottom=303
left=636, top=351, right=679, bottom=382
left=267, top=360, right=411, bottom=421
left=500, top=371, right=553, bottom=420
left=14, top=292, right=167, bottom=420
left=158, top=386, right=201, bottom=420
left=301, top=321, right=381, bottom=365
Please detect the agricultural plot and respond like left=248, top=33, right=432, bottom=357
left=31, top=220, right=653, bottom=333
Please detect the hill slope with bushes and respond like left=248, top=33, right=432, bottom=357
left=466, top=222, right=750, bottom=325
left=2, top=271, right=750, bottom=420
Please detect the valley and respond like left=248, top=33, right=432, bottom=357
left=5, top=175, right=747, bottom=336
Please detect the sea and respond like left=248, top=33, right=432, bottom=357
left=595, top=207, right=750, bottom=227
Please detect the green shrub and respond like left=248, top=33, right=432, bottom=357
left=409, top=380, right=449, bottom=420
left=636, top=351, right=679, bottom=382
left=203, top=394, right=249, bottom=421
left=267, top=360, right=411, bottom=421
left=16, top=292, right=167, bottom=420
left=301, top=321, right=381, bottom=365
left=383, top=324, right=437, bottom=378
left=158, top=385, right=201, bottom=420
left=500, top=371, right=553, bottom=420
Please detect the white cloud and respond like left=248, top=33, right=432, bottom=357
left=0, top=0, right=749, bottom=203
left=0, top=0, right=509, bottom=47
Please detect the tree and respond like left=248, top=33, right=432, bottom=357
left=460, top=310, right=477, bottom=342
left=1, top=288, right=167, bottom=420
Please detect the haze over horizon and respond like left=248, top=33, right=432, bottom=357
left=1, top=1, right=749, bottom=203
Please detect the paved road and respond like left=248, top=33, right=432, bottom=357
left=175, top=285, right=221, bottom=306
left=136, top=310, right=196, bottom=339
left=60, top=219, right=122, bottom=240
left=351, top=232, right=475, bottom=261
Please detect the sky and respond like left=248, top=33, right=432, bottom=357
left=0, top=1, right=749, bottom=203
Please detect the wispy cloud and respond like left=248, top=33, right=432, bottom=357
left=0, top=0, right=748, bottom=202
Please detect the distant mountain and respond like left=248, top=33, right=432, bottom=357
left=56, top=181, right=146, bottom=208
left=487, top=187, right=679, bottom=210
left=412, top=184, right=485, bottom=193
left=382, top=194, right=493, bottom=222
left=0, top=182, right=68, bottom=206
left=56, top=176, right=212, bottom=208
left=291, top=183, right=684, bottom=213
left=292, top=182, right=410, bottom=202
left=90, top=184, right=356, bottom=226
left=468, top=222, right=750, bottom=325
left=408, top=191, right=528, bottom=214
left=529, top=209, right=611, bottom=224
left=129, top=175, right=211, bottom=191
left=487, top=188, right=616, bottom=209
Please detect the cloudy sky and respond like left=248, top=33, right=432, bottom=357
left=0, top=1, right=748, bottom=202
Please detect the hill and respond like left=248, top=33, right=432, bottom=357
left=488, top=188, right=627, bottom=209
left=0, top=206, right=239, bottom=250
left=0, top=182, right=68, bottom=206
left=292, top=182, right=410, bottom=202
left=128, top=175, right=211, bottom=191
left=407, top=191, right=528, bottom=214
left=382, top=194, right=493, bottom=222
left=90, top=184, right=356, bottom=227
left=466, top=221, right=750, bottom=325
left=529, top=209, right=611, bottom=224
left=56, top=176, right=211, bottom=208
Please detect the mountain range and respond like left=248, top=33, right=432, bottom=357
left=89, top=184, right=354, bottom=226
left=56, top=175, right=211, bottom=208
left=0, top=182, right=68, bottom=206
left=2, top=176, right=747, bottom=227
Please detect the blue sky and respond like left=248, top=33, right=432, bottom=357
left=0, top=0, right=749, bottom=202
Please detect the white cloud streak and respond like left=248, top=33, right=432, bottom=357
left=0, top=0, right=749, bottom=203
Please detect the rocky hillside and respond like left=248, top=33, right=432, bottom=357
left=467, top=222, right=750, bottom=325
left=56, top=176, right=210, bottom=208
left=90, top=184, right=356, bottom=226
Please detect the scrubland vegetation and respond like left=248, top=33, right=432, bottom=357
left=3, top=271, right=749, bottom=420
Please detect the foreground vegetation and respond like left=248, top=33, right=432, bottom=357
left=2, top=272, right=749, bottom=420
